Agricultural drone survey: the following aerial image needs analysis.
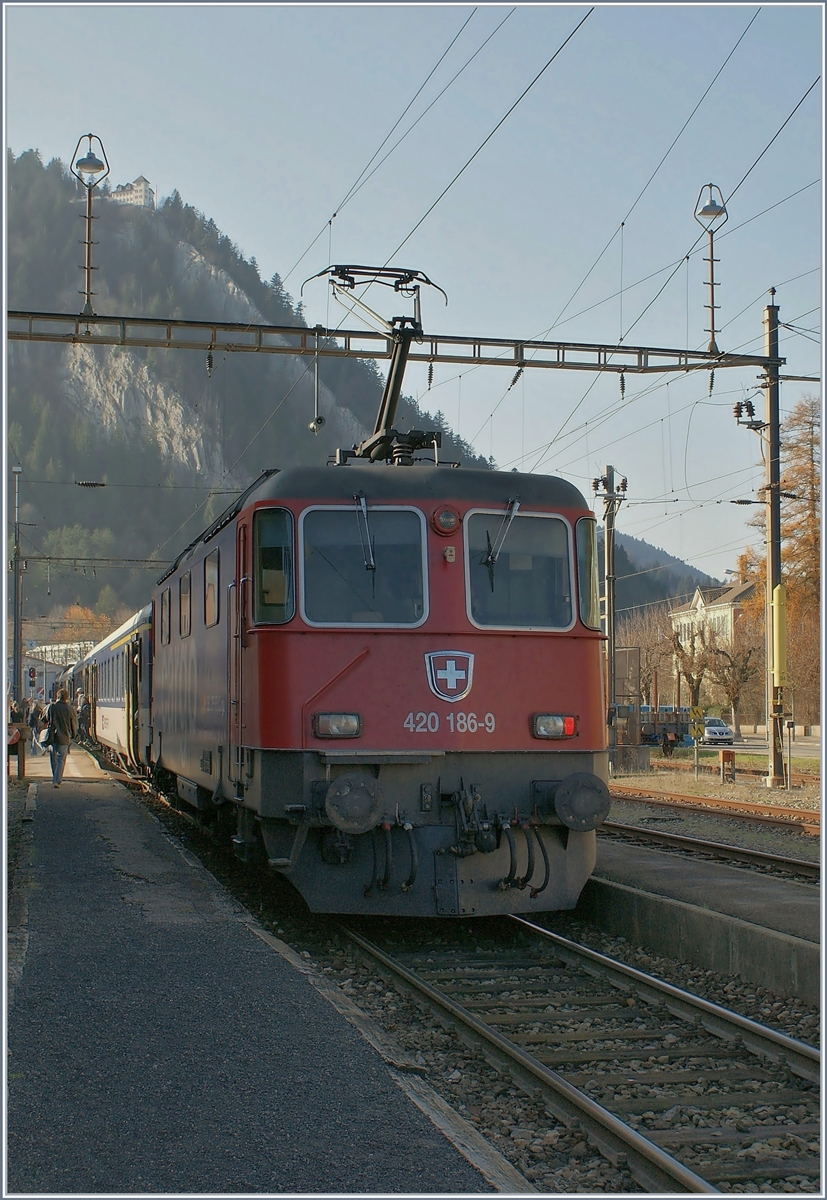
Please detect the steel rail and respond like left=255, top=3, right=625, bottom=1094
left=7, top=309, right=780, bottom=375
left=510, top=918, right=820, bottom=1084
left=600, top=821, right=820, bottom=878
left=610, top=785, right=820, bottom=832
left=343, top=926, right=719, bottom=1194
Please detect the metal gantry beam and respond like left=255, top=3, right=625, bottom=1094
left=7, top=310, right=782, bottom=375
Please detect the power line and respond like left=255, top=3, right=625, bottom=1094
left=382, top=7, right=595, bottom=265
left=541, top=7, right=763, bottom=338
left=281, top=7, right=480, bottom=286
left=337, top=8, right=517, bottom=220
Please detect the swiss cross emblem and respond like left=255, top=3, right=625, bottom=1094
left=425, top=651, right=474, bottom=703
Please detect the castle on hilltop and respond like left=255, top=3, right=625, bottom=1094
left=108, top=176, right=155, bottom=208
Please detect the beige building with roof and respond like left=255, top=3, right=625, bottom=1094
left=109, top=176, right=155, bottom=208
left=669, top=581, right=755, bottom=647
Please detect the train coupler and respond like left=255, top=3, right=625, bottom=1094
left=445, top=786, right=498, bottom=857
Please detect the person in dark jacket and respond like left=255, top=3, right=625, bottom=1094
left=28, top=702, right=44, bottom=756
left=47, top=689, right=79, bottom=787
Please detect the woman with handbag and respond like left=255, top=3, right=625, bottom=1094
left=45, top=689, right=79, bottom=787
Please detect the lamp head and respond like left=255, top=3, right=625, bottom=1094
left=75, top=150, right=105, bottom=177
left=694, top=183, right=728, bottom=228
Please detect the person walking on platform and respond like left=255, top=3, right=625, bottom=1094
left=46, top=689, right=78, bottom=787
left=28, top=702, right=44, bottom=756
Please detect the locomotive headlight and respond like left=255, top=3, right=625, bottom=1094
left=315, top=713, right=361, bottom=738
left=532, top=714, right=577, bottom=739
left=432, top=505, right=461, bottom=536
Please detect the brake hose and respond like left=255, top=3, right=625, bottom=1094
left=529, top=825, right=551, bottom=898
left=498, top=824, right=517, bottom=889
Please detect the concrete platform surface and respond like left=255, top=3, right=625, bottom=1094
left=594, top=840, right=819, bottom=944
left=7, top=770, right=493, bottom=1195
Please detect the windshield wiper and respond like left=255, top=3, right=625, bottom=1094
left=354, top=492, right=376, bottom=573
left=483, top=498, right=520, bottom=591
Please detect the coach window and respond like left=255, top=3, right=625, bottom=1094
left=205, top=550, right=220, bottom=627
left=576, top=517, right=601, bottom=630
left=302, top=507, right=426, bottom=625
left=160, top=587, right=171, bottom=644
left=179, top=570, right=192, bottom=637
left=254, top=509, right=295, bottom=624
left=466, top=512, right=573, bottom=629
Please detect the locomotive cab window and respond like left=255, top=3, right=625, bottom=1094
left=576, top=517, right=601, bottom=630
left=204, top=549, right=220, bottom=627
left=253, top=509, right=295, bottom=624
left=301, top=506, right=427, bottom=626
left=466, top=511, right=573, bottom=629
left=179, top=570, right=191, bottom=637
left=160, top=587, right=171, bottom=645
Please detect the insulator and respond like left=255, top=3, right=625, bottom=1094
left=427, top=361, right=434, bottom=390
left=592, top=478, right=601, bottom=492
left=508, top=367, right=523, bottom=390
left=745, top=400, right=755, bottom=418
left=619, top=372, right=625, bottom=398
left=733, top=402, right=743, bottom=420
left=206, top=351, right=214, bottom=378
left=708, top=370, right=715, bottom=396
left=619, top=477, right=627, bottom=493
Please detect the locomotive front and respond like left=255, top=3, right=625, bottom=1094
left=219, top=464, right=610, bottom=916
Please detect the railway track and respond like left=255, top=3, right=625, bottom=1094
left=600, top=822, right=820, bottom=881
left=345, top=920, right=820, bottom=1193
left=610, top=785, right=820, bottom=835
left=648, top=760, right=819, bottom=788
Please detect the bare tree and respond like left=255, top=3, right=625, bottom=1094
left=704, top=624, right=761, bottom=737
left=671, top=626, right=710, bottom=708
left=617, top=603, right=673, bottom=706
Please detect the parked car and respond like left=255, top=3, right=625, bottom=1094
left=701, top=716, right=734, bottom=745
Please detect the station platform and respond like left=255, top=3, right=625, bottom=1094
left=7, top=754, right=500, bottom=1195
left=579, top=837, right=820, bottom=1004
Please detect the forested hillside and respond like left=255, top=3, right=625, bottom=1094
left=6, top=148, right=488, bottom=619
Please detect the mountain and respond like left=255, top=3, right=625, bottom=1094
left=598, top=532, right=719, bottom=618
left=6, top=149, right=489, bottom=618
left=7, top=148, right=716, bottom=625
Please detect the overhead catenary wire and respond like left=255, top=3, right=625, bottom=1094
left=333, top=7, right=518, bottom=221
left=281, top=7, right=480, bottom=286
left=381, top=7, right=595, bottom=266
left=522, top=81, right=821, bottom=476
left=541, top=7, right=763, bottom=339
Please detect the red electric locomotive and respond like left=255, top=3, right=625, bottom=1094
left=150, top=458, right=609, bottom=916
left=87, top=267, right=611, bottom=917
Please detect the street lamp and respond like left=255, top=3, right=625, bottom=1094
left=694, top=183, right=728, bottom=354
left=70, top=133, right=109, bottom=317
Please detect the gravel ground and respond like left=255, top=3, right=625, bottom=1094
left=606, top=798, right=821, bottom=864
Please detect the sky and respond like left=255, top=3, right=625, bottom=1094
left=4, top=2, right=823, bottom=582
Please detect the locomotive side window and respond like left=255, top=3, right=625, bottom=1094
left=160, top=587, right=171, bottom=644
left=253, top=509, right=295, bottom=624
left=466, top=512, right=573, bottom=629
left=576, top=517, right=601, bottom=630
left=301, top=507, right=427, bottom=626
left=179, top=571, right=191, bottom=638
left=204, top=550, right=220, bottom=627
